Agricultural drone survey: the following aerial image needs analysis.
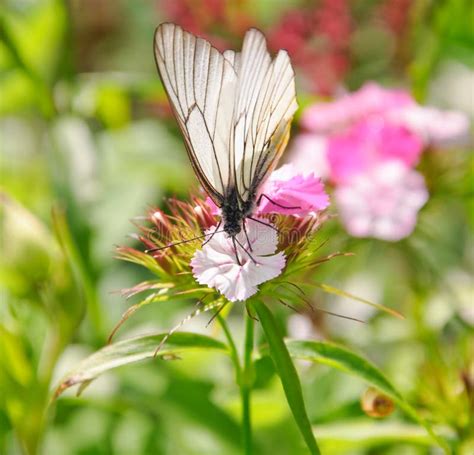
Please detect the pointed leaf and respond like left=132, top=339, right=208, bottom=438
left=251, top=300, right=321, bottom=455
left=286, top=339, right=450, bottom=454
left=53, top=332, right=227, bottom=399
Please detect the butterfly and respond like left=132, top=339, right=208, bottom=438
left=153, top=23, right=298, bottom=263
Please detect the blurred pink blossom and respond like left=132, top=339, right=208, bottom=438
left=268, top=0, right=352, bottom=95
left=191, top=219, right=285, bottom=301
left=259, top=164, right=330, bottom=216
left=334, top=161, right=428, bottom=241
left=327, top=119, right=423, bottom=184
left=388, top=105, right=471, bottom=147
left=300, top=82, right=470, bottom=148
left=288, top=134, right=330, bottom=179
left=301, top=82, right=413, bottom=133
left=289, top=81, right=470, bottom=242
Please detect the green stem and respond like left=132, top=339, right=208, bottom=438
left=216, top=308, right=254, bottom=454
left=216, top=313, right=241, bottom=383
left=242, top=307, right=254, bottom=455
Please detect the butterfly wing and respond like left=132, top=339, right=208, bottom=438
left=154, top=23, right=237, bottom=206
left=232, top=29, right=298, bottom=204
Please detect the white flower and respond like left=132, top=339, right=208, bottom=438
left=335, top=161, right=429, bottom=241
left=190, top=219, right=286, bottom=302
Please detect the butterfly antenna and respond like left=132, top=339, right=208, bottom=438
left=202, top=220, right=222, bottom=247
left=145, top=229, right=225, bottom=253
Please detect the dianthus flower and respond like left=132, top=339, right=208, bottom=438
left=334, top=161, right=428, bottom=241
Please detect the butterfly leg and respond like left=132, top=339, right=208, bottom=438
left=248, top=216, right=280, bottom=233
left=231, top=236, right=242, bottom=266
left=234, top=235, right=258, bottom=265
left=242, top=219, right=253, bottom=252
left=257, top=193, right=301, bottom=210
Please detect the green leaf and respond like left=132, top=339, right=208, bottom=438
left=315, top=422, right=433, bottom=452
left=251, top=300, right=321, bottom=455
left=53, top=332, right=228, bottom=399
left=286, top=340, right=450, bottom=454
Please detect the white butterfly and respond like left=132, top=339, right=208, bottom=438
left=153, top=23, right=297, bottom=260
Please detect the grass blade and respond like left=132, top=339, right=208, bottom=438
left=251, top=300, right=321, bottom=455
left=286, top=339, right=450, bottom=454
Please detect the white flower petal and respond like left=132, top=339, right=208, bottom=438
left=191, top=219, right=286, bottom=302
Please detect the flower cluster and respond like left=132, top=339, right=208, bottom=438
left=267, top=0, right=352, bottom=95
left=290, top=82, right=470, bottom=241
left=158, top=0, right=253, bottom=51
left=118, top=167, right=330, bottom=306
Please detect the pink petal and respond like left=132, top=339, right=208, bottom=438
left=327, top=119, right=423, bottom=184
left=301, top=82, right=414, bottom=133
left=258, top=164, right=330, bottom=216
left=204, top=197, right=221, bottom=216
left=334, top=161, right=428, bottom=241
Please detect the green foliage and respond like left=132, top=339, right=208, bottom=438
left=252, top=300, right=321, bottom=454
left=285, top=340, right=450, bottom=453
left=53, top=332, right=228, bottom=398
left=0, top=0, right=472, bottom=454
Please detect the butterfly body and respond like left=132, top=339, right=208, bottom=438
left=220, top=185, right=256, bottom=236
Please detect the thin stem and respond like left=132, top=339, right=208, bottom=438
left=242, top=307, right=254, bottom=455
left=216, top=313, right=242, bottom=383
left=216, top=307, right=255, bottom=454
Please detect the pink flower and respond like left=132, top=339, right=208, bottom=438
left=334, top=161, right=428, bottom=241
left=389, top=105, right=471, bottom=148
left=258, top=164, right=330, bottom=216
left=191, top=219, right=285, bottom=302
left=301, top=82, right=414, bottom=133
left=300, top=81, right=470, bottom=149
left=327, top=119, right=423, bottom=184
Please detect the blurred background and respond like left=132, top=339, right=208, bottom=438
left=0, top=0, right=472, bottom=454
